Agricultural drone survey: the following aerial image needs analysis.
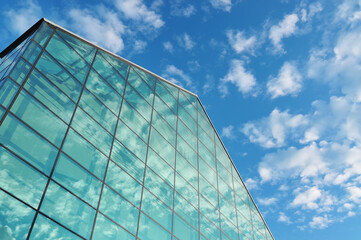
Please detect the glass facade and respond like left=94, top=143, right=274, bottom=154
left=0, top=20, right=274, bottom=240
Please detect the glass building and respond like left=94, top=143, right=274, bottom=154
left=0, top=19, right=274, bottom=240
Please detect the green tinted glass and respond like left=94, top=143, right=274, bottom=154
left=93, top=213, right=136, bottom=240
left=138, top=213, right=172, bottom=240
left=0, top=78, right=19, bottom=109
left=9, top=58, right=32, bottom=84
left=22, top=40, right=42, bottom=64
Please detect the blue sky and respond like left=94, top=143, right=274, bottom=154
left=1, top=0, right=361, bottom=239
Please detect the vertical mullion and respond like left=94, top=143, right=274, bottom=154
left=196, top=99, right=201, bottom=240
left=214, top=131, right=223, bottom=240
left=89, top=63, right=131, bottom=239
left=26, top=34, right=96, bottom=240
left=135, top=75, right=157, bottom=239
left=171, top=89, right=179, bottom=239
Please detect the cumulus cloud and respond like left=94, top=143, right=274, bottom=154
left=163, top=65, right=195, bottom=92
left=226, top=30, right=257, bottom=54
left=5, top=0, right=42, bottom=35
left=267, top=61, right=302, bottom=98
left=269, top=13, right=299, bottom=53
left=309, top=215, right=333, bottom=229
left=209, top=0, right=232, bottom=12
left=219, top=59, right=257, bottom=97
left=221, top=125, right=235, bottom=139
left=258, top=197, right=278, bottom=206
left=177, top=33, right=196, bottom=50
left=278, top=212, right=291, bottom=224
left=291, top=186, right=322, bottom=209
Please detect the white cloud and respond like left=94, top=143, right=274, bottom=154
left=258, top=197, right=278, bottom=206
left=171, top=3, right=196, bottom=17
left=114, top=0, right=164, bottom=29
left=347, top=186, right=361, bottom=203
left=221, top=125, right=235, bottom=139
left=219, top=59, right=257, bottom=97
left=269, top=13, right=299, bottom=53
left=244, top=178, right=259, bottom=190
left=309, top=215, right=333, bottom=229
left=226, top=30, right=257, bottom=54
left=5, top=0, right=42, bottom=35
left=291, top=186, right=322, bottom=209
left=177, top=33, right=196, bottom=50
left=278, top=212, right=292, bottom=224
left=163, top=65, right=195, bottom=92
left=209, top=0, right=232, bottom=12
left=68, top=8, right=125, bottom=53
left=133, top=40, right=147, bottom=53
left=242, top=109, right=308, bottom=148
left=301, top=2, right=323, bottom=22
left=267, top=61, right=302, bottom=98
left=163, top=41, right=174, bottom=53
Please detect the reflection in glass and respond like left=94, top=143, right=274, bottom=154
left=147, top=148, right=174, bottom=187
left=9, top=58, right=32, bottom=84
left=0, top=78, right=19, bottom=109
left=22, top=40, right=42, bottom=64
left=149, top=128, right=175, bottom=168
left=93, top=213, right=135, bottom=240
left=138, top=213, right=172, bottom=240
left=128, top=67, right=153, bottom=104
left=144, top=168, right=173, bottom=208
left=173, top=213, right=198, bottom=240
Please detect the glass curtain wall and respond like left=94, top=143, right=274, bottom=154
left=0, top=21, right=274, bottom=240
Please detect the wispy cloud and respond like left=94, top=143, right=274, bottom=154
left=177, top=33, right=196, bottom=50
left=163, top=65, right=195, bottom=92
left=209, top=0, right=232, bottom=12
left=163, top=41, right=174, bottom=53
left=171, top=1, right=196, bottom=18
left=226, top=30, right=257, bottom=54
left=221, top=125, right=235, bottom=139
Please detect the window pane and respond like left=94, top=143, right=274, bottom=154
left=36, top=51, right=82, bottom=102
left=41, top=181, right=96, bottom=239
left=11, top=90, right=68, bottom=147
left=92, top=52, right=125, bottom=94
left=199, top=175, right=218, bottom=209
left=219, top=195, right=237, bottom=226
left=29, top=214, right=82, bottom=240
left=53, top=153, right=102, bottom=207
left=141, top=188, right=172, bottom=231
left=93, top=213, right=136, bottom=240
left=176, top=152, right=198, bottom=190
left=71, top=107, right=113, bottom=155
left=119, top=100, right=149, bottom=142
left=124, top=84, right=152, bottom=121
left=111, top=139, right=145, bottom=183
left=128, top=67, right=153, bottom=104
left=99, top=186, right=139, bottom=234
left=106, top=161, right=142, bottom=207
left=218, top=177, right=234, bottom=205
left=177, top=120, right=196, bottom=149
left=9, top=58, right=32, bottom=84
left=200, top=194, right=219, bottom=227
left=0, top=146, right=47, bottom=208
left=0, top=113, right=58, bottom=175
left=149, top=128, right=175, bottom=168
left=134, top=67, right=156, bottom=90
left=160, top=80, right=178, bottom=100
left=156, top=81, right=177, bottom=114
left=79, top=89, right=117, bottom=133
left=199, top=158, right=217, bottom=188
left=24, top=69, right=75, bottom=123
left=173, top=213, right=198, bottom=240
left=177, top=136, right=197, bottom=168
left=144, top=168, right=173, bottom=208
left=153, top=95, right=176, bottom=128
left=57, top=30, right=96, bottom=64
left=33, top=22, right=53, bottom=47
left=147, top=148, right=174, bottom=187
left=174, top=192, right=198, bottom=229
left=86, top=69, right=122, bottom=114
left=0, top=78, right=19, bottom=109
left=0, top=190, right=35, bottom=240
left=200, top=214, right=221, bottom=240
left=152, top=110, right=176, bottom=147
left=220, top=214, right=239, bottom=240
left=175, top=173, right=198, bottom=208
left=178, top=104, right=197, bottom=135
left=138, top=213, right=172, bottom=240
left=199, top=141, right=216, bottom=170
left=22, top=40, right=42, bottom=64
left=100, top=51, right=129, bottom=79
left=62, top=129, right=107, bottom=180
left=46, top=33, right=90, bottom=84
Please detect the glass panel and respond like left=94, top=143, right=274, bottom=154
left=36, top=51, right=82, bottom=102
left=178, top=103, right=197, bottom=134
left=57, top=30, right=96, bottom=64
left=199, top=141, right=216, bottom=170
left=46, top=33, right=90, bottom=84
left=0, top=190, right=35, bottom=240
left=216, top=145, right=231, bottom=172
left=198, top=110, right=214, bottom=138
left=62, top=129, right=107, bottom=180
left=111, top=139, right=145, bottom=183
left=71, top=107, right=113, bottom=155
left=160, top=80, right=178, bottom=100
left=177, top=119, right=196, bottom=149
left=218, top=176, right=234, bottom=205
left=219, top=195, right=237, bottom=226
left=176, top=152, right=198, bottom=190
left=100, top=51, right=129, bottom=79
left=179, top=91, right=197, bottom=120
left=93, top=52, right=125, bottom=94
left=156, top=80, right=177, bottom=113
left=0, top=146, right=47, bottom=208
left=138, top=213, right=172, bottom=240
left=144, top=167, right=173, bottom=208
left=106, top=161, right=142, bottom=207
left=149, top=128, right=175, bottom=168
left=79, top=89, right=117, bottom=133
left=124, top=83, right=152, bottom=121
left=116, top=121, right=148, bottom=162
left=93, top=213, right=136, bottom=240
left=200, top=194, right=219, bottom=227
left=11, top=90, right=67, bottom=147
left=174, top=192, right=198, bottom=229
left=236, top=195, right=251, bottom=222
left=199, top=126, right=214, bottom=155
left=234, top=178, right=249, bottom=204
left=199, top=158, right=217, bottom=188
left=238, top=211, right=253, bottom=240
left=200, top=214, right=221, bottom=240
left=175, top=173, right=198, bottom=208
left=199, top=175, right=218, bottom=209
left=41, top=181, right=96, bottom=239
left=52, top=153, right=102, bottom=207
left=220, top=214, right=239, bottom=240
left=177, top=136, right=197, bottom=168
left=119, top=100, right=149, bottom=142
left=141, top=188, right=172, bottom=231
left=33, top=22, right=53, bottom=47
left=24, top=69, right=75, bottom=123
left=9, top=58, right=32, bottom=84
left=153, top=95, right=176, bottom=128
left=29, top=214, right=82, bottom=240
left=86, top=69, right=122, bottom=114
left=152, top=110, right=176, bottom=146
left=0, top=113, right=58, bottom=175
left=128, top=68, right=154, bottom=104
left=147, top=148, right=174, bottom=187
left=22, top=40, right=42, bottom=64
left=218, top=161, right=232, bottom=187
left=0, top=78, right=19, bottom=109
left=134, top=67, right=156, bottom=90
left=0, top=106, right=5, bottom=119
left=99, top=186, right=138, bottom=234
left=173, top=213, right=198, bottom=240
